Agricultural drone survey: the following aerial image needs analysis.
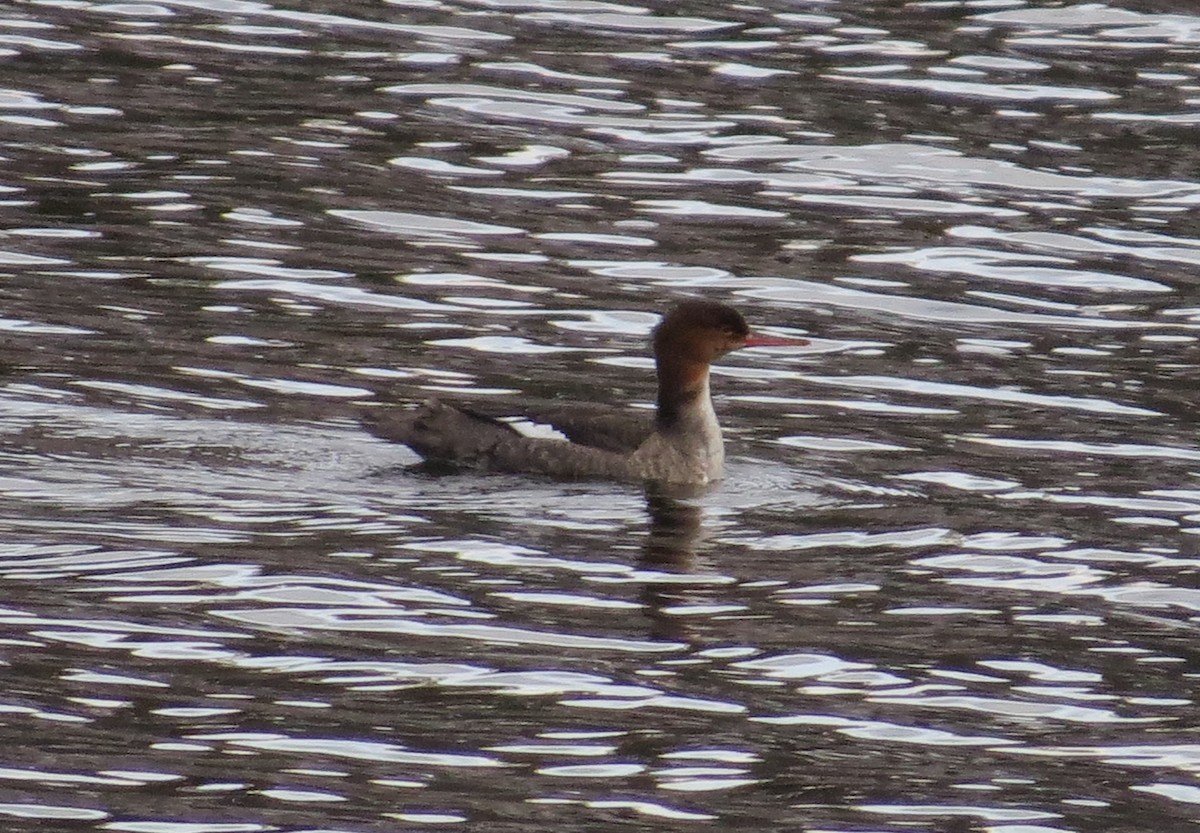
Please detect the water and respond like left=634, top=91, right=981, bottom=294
left=3, top=0, right=1200, bottom=830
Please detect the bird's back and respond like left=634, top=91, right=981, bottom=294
left=361, top=400, right=642, bottom=480
left=518, top=402, right=654, bottom=454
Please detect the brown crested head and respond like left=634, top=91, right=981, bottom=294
left=652, top=301, right=751, bottom=364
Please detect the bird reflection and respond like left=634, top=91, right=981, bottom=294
left=638, top=486, right=713, bottom=642
left=641, top=487, right=706, bottom=570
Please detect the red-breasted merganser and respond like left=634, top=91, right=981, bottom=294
left=362, top=301, right=808, bottom=485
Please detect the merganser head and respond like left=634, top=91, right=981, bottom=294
left=652, top=301, right=807, bottom=364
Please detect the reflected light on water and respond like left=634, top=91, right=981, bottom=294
left=2, top=0, right=1200, bottom=830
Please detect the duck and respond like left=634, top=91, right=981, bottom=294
left=361, top=301, right=808, bottom=485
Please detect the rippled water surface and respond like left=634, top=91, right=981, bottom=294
left=5, top=0, right=1200, bottom=830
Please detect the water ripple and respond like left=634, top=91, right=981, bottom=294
left=4, top=1, right=1200, bottom=830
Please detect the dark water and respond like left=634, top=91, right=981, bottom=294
left=4, top=0, right=1200, bottom=830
